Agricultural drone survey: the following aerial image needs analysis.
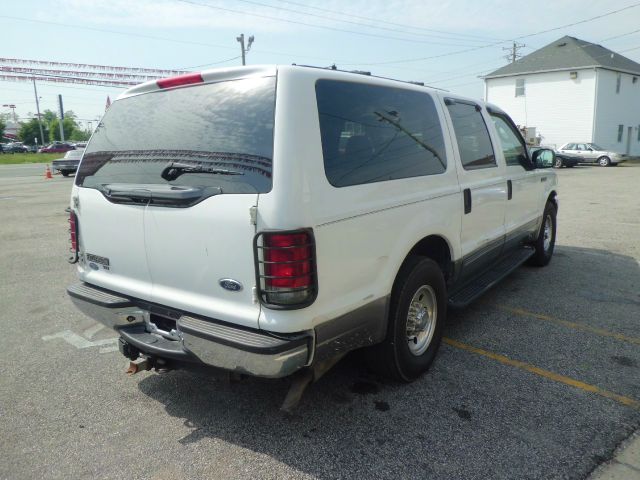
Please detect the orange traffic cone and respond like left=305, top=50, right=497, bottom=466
left=45, top=165, right=53, bottom=179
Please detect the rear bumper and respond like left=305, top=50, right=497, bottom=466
left=52, top=161, right=79, bottom=171
left=67, top=282, right=311, bottom=378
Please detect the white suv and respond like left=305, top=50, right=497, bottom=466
left=67, top=66, right=557, bottom=390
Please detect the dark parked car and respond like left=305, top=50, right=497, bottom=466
left=52, top=149, right=84, bottom=176
left=39, top=142, right=76, bottom=154
left=3, top=142, right=29, bottom=153
left=530, top=146, right=579, bottom=168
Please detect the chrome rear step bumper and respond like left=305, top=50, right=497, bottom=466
left=67, top=282, right=311, bottom=378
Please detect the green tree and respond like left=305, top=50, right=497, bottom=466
left=69, top=128, right=91, bottom=141
left=42, top=109, right=58, bottom=124
left=0, top=117, right=5, bottom=142
left=17, top=119, right=48, bottom=146
left=49, top=114, right=79, bottom=142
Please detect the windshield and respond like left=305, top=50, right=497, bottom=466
left=76, top=76, right=276, bottom=194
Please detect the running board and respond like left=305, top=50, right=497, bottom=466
left=448, top=247, right=534, bottom=309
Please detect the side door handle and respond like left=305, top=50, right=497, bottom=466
left=463, top=188, right=472, bottom=214
left=507, top=180, right=513, bottom=200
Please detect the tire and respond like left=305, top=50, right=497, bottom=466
left=61, top=171, right=70, bottom=177
left=366, top=256, right=446, bottom=382
left=527, top=202, right=557, bottom=267
left=598, top=156, right=611, bottom=167
left=554, top=157, right=563, bottom=168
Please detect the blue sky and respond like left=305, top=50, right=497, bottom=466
left=1, top=0, right=640, bottom=129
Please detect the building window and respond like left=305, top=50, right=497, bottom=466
left=637, top=125, right=640, bottom=142
left=515, top=78, right=525, bottom=97
left=617, top=125, right=624, bottom=142
left=616, top=73, right=621, bottom=93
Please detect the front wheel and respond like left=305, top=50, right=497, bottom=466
left=598, top=156, right=611, bottom=167
left=554, top=157, right=563, bottom=168
left=527, top=202, right=557, bottom=267
left=366, top=257, right=446, bottom=382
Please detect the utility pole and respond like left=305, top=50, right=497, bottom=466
left=57, top=94, right=65, bottom=142
left=32, top=79, right=45, bottom=145
left=236, top=33, right=255, bottom=66
left=503, top=41, right=526, bottom=63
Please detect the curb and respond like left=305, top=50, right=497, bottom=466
left=588, top=431, right=640, bottom=479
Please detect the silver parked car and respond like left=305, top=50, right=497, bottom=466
left=557, top=143, right=627, bottom=167
left=52, top=148, right=84, bottom=176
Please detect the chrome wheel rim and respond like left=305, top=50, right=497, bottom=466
left=543, top=214, right=553, bottom=251
left=599, top=157, right=609, bottom=166
left=406, top=285, right=437, bottom=356
left=555, top=158, right=562, bottom=168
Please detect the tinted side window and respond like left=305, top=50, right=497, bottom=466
left=316, top=80, right=446, bottom=188
left=446, top=101, right=496, bottom=170
left=490, top=114, right=527, bottom=167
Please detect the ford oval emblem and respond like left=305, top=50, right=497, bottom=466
left=219, top=279, right=243, bottom=292
left=89, top=262, right=99, bottom=270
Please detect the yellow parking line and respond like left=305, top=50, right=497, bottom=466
left=494, top=305, right=640, bottom=346
left=443, top=337, right=640, bottom=410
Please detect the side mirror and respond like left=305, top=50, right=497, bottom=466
left=532, top=148, right=555, bottom=169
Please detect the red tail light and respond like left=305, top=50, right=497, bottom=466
left=68, top=210, right=79, bottom=264
left=156, top=72, right=203, bottom=89
left=255, top=230, right=317, bottom=308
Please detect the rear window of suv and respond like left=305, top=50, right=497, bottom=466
left=316, top=80, right=446, bottom=187
left=76, top=76, right=276, bottom=194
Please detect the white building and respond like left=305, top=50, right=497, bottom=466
left=484, top=36, right=640, bottom=155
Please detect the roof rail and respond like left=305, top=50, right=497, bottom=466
left=290, top=63, right=448, bottom=91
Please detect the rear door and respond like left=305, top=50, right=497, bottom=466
left=444, top=98, right=506, bottom=281
left=75, top=75, right=277, bottom=329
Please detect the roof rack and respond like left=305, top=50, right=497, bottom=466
left=290, top=63, right=447, bottom=91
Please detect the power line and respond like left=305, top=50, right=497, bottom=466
left=0, top=15, right=347, bottom=65
left=517, top=3, right=640, bottom=39
left=173, top=0, right=500, bottom=47
left=176, top=55, right=243, bottom=70
left=230, top=0, right=494, bottom=45
left=273, top=0, right=505, bottom=42
left=0, top=15, right=240, bottom=54
left=342, top=2, right=640, bottom=66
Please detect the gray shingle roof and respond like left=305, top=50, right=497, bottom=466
left=485, top=36, right=640, bottom=78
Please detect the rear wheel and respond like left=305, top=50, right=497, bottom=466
left=598, top=156, right=611, bottom=167
left=367, top=257, right=446, bottom=382
left=61, top=171, right=70, bottom=177
left=527, top=202, right=556, bottom=267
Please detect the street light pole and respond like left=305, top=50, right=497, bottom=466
left=2, top=104, right=17, bottom=122
left=32, top=79, right=45, bottom=145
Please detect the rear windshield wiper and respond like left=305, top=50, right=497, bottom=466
left=161, top=162, right=244, bottom=181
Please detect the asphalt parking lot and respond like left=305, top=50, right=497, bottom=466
left=1, top=163, right=638, bottom=480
